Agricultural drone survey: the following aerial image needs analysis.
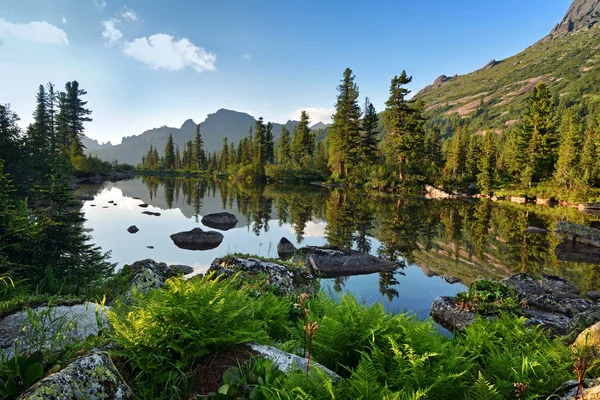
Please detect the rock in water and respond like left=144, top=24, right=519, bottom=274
left=170, top=227, right=224, bottom=250
left=292, top=246, right=400, bottom=278
left=127, top=225, right=139, bottom=234
left=208, top=256, right=316, bottom=295
left=277, top=237, right=297, bottom=260
left=19, top=352, right=133, bottom=399
left=138, top=203, right=149, bottom=208
left=429, top=296, right=476, bottom=331
left=0, top=303, right=108, bottom=357
left=556, top=221, right=600, bottom=248
left=201, top=212, right=238, bottom=231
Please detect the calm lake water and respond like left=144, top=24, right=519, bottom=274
left=79, top=176, right=600, bottom=318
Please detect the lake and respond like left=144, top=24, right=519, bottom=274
left=79, top=176, right=600, bottom=318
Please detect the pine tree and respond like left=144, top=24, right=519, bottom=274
left=580, top=114, right=599, bottom=186
left=62, top=81, right=92, bottom=164
left=0, top=104, right=22, bottom=167
left=46, top=83, right=57, bottom=154
left=220, top=137, right=229, bottom=171
left=292, top=111, right=314, bottom=165
left=445, top=125, right=468, bottom=179
left=477, top=132, right=496, bottom=193
left=185, top=140, right=194, bottom=170
left=265, top=122, right=275, bottom=164
left=553, top=109, right=582, bottom=189
left=193, top=124, right=205, bottom=170
left=383, top=71, right=425, bottom=182
left=175, top=144, right=182, bottom=170
left=465, top=135, right=481, bottom=181
left=329, top=68, right=362, bottom=179
left=425, top=126, right=443, bottom=169
left=278, top=126, right=292, bottom=165
left=229, top=142, right=236, bottom=166
left=361, top=97, right=379, bottom=164
left=163, top=134, right=175, bottom=169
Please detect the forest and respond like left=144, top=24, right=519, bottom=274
left=140, top=68, right=600, bottom=202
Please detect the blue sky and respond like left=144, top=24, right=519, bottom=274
left=0, top=0, right=570, bottom=144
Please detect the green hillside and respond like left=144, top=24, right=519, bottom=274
left=415, top=22, right=600, bottom=133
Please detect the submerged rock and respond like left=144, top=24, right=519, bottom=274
left=208, top=256, right=316, bottom=295
left=248, top=344, right=341, bottom=382
left=19, top=352, right=133, bottom=399
left=292, top=246, right=400, bottom=278
left=556, top=221, right=600, bottom=248
left=201, top=212, right=238, bottom=231
left=0, top=302, right=108, bottom=357
left=170, top=227, right=224, bottom=251
left=277, top=237, right=297, bottom=260
left=127, top=225, right=139, bottom=234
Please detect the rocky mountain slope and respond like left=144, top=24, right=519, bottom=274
left=89, top=109, right=301, bottom=165
left=414, top=0, right=600, bottom=133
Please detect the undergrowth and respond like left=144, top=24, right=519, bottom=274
left=108, top=274, right=574, bottom=400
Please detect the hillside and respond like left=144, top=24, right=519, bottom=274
left=89, top=109, right=301, bottom=165
left=415, top=0, right=600, bottom=133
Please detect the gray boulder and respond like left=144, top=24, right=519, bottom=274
left=555, top=240, right=600, bottom=264
left=429, top=296, right=476, bottom=331
left=277, top=237, right=297, bottom=260
left=248, top=344, right=341, bottom=382
left=201, top=212, right=238, bottom=231
left=292, top=246, right=400, bottom=278
left=169, top=264, right=194, bottom=275
left=542, top=274, right=580, bottom=295
left=126, top=259, right=190, bottom=301
left=170, top=227, right=224, bottom=250
left=556, top=221, right=600, bottom=248
left=208, top=256, right=316, bottom=295
left=19, top=352, right=133, bottom=399
left=1, top=302, right=108, bottom=358
left=501, top=274, right=545, bottom=297
left=523, top=309, right=572, bottom=336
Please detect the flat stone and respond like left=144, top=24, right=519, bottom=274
left=146, top=246, right=154, bottom=249
left=0, top=302, right=108, bottom=357
left=170, top=227, right=224, bottom=251
left=19, top=352, right=133, bottom=400
left=201, top=212, right=238, bottom=231
left=249, top=343, right=341, bottom=382
left=108, top=200, right=114, bottom=204
left=142, top=211, right=161, bottom=216
left=555, top=240, right=600, bottom=264
left=501, top=274, right=544, bottom=297
left=525, top=226, right=548, bottom=234
left=511, top=196, right=527, bottom=204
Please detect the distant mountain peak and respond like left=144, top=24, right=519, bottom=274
left=550, top=0, right=600, bottom=37
left=180, top=119, right=197, bottom=130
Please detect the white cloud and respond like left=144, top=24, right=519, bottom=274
left=289, top=107, right=334, bottom=123
left=62, top=16, right=67, bottom=24
left=121, top=7, right=138, bottom=21
left=123, top=34, right=216, bottom=72
left=0, top=19, right=69, bottom=45
left=101, top=19, right=122, bottom=43
left=94, top=0, right=107, bottom=9
left=242, top=53, right=251, bottom=62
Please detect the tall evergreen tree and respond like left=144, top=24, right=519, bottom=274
left=477, top=132, right=496, bottom=193
left=163, top=134, right=175, bottom=169
left=292, top=111, right=314, bottom=164
left=361, top=97, right=379, bottom=164
left=265, top=122, right=275, bottom=164
left=175, top=144, right=182, bottom=170
left=0, top=104, right=21, bottom=167
left=278, top=126, right=292, bottom=165
left=193, top=124, right=205, bottom=170
left=445, top=124, right=468, bottom=179
left=553, top=109, right=582, bottom=189
left=185, top=140, right=194, bottom=170
left=580, top=114, right=599, bottom=186
left=329, top=68, right=361, bottom=179
left=220, top=137, right=229, bottom=170
left=383, top=71, right=425, bottom=182
left=425, top=126, right=443, bottom=169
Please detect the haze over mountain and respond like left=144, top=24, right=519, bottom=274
left=88, top=109, right=304, bottom=165
left=414, top=0, right=600, bottom=134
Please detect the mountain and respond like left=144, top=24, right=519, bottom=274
left=82, top=136, right=112, bottom=152
left=414, top=0, right=600, bottom=133
left=89, top=109, right=300, bottom=165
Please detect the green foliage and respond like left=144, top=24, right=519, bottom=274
left=0, top=351, right=45, bottom=400
left=210, top=358, right=286, bottom=400
left=456, top=280, right=523, bottom=315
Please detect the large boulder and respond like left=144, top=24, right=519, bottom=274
left=555, top=240, right=600, bottom=264
left=429, top=296, right=476, bottom=332
left=542, top=274, right=580, bottom=296
left=125, top=259, right=191, bottom=301
left=292, top=247, right=401, bottom=278
left=19, top=352, right=133, bottom=399
left=277, top=237, right=297, bottom=260
left=556, top=379, right=600, bottom=400
left=170, top=227, right=224, bottom=250
left=0, top=303, right=108, bottom=358
left=572, top=321, right=600, bottom=357
left=248, top=344, right=341, bottom=382
left=556, top=221, right=600, bottom=248
left=201, top=212, right=238, bottom=231
left=208, top=256, right=316, bottom=295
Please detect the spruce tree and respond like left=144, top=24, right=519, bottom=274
left=229, top=142, right=236, bottom=166
left=329, top=68, right=361, bottom=179
left=553, top=109, right=582, bottom=189
left=220, top=137, right=229, bottom=170
left=0, top=104, right=21, bottom=168
left=175, top=144, right=182, bottom=170
left=445, top=125, right=468, bottom=179
left=477, top=132, right=496, bottom=193
left=265, top=122, right=275, bottom=164
left=580, top=115, right=599, bottom=186
left=383, top=71, right=425, bottom=182
left=425, top=126, right=443, bottom=169
left=278, top=126, right=292, bottom=165
left=193, top=124, right=205, bottom=170
left=361, top=97, right=379, bottom=164
left=292, top=111, right=314, bottom=164
left=164, top=134, right=175, bottom=169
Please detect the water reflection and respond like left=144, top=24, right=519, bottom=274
left=80, top=176, right=600, bottom=310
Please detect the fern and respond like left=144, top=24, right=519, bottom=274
left=466, top=372, right=503, bottom=400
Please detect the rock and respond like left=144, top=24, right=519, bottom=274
left=550, top=0, right=600, bottom=37
left=525, top=226, right=548, bottom=234
left=200, top=212, right=238, bottom=231
left=555, top=240, right=600, bottom=264
left=491, top=195, right=505, bottom=201
left=102, top=206, right=109, bottom=209
left=138, top=203, right=149, bottom=208
left=19, top=352, right=133, bottom=399
left=146, top=246, right=154, bottom=249
left=570, top=306, right=600, bottom=336
left=76, top=195, right=94, bottom=201
left=127, top=225, right=139, bottom=234
left=523, top=309, right=572, bottom=336
left=169, top=264, right=193, bottom=275
left=208, top=256, right=316, bottom=295
left=542, top=274, right=580, bottom=295
left=510, top=196, right=527, bottom=204
left=443, top=276, right=462, bottom=284
left=248, top=344, right=341, bottom=382
left=579, top=203, right=600, bottom=211
left=0, top=302, right=108, bottom=357
left=429, top=296, right=476, bottom=331
left=170, top=227, right=224, bottom=251
left=556, top=221, right=600, bottom=248
left=572, top=321, right=600, bottom=357
left=501, top=274, right=545, bottom=297
left=108, top=200, right=114, bottom=204
left=277, top=237, right=297, bottom=260
left=536, top=198, right=554, bottom=206
left=424, top=184, right=454, bottom=199
left=90, top=204, right=96, bottom=207
left=142, top=211, right=161, bottom=216
left=557, top=379, right=600, bottom=400
left=292, top=246, right=401, bottom=278
left=126, top=259, right=189, bottom=301
left=587, top=291, right=600, bottom=301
